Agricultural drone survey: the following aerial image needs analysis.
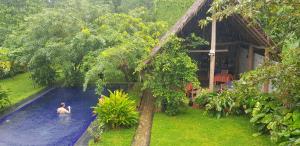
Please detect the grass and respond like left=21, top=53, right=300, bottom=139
left=89, top=109, right=274, bottom=146
left=0, top=73, right=44, bottom=107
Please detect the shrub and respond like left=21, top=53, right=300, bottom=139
left=162, top=92, right=186, bottom=116
left=0, top=87, right=10, bottom=112
left=93, top=90, right=138, bottom=129
left=194, top=90, right=216, bottom=107
left=204, top=91, right=237, bottom=118
left=249, top=93, right=300, bottom=145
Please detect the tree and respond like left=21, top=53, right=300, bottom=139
left=83, top=13, right=167, bottom=93
left=0, top=0, right=45, bottom=46
left=3, top=0, right=110, bottom=86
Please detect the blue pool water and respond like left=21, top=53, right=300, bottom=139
left=0, top=88, right=99, bottom=146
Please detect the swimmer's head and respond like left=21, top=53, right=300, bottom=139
left=60, top=102, right=65, bottom=108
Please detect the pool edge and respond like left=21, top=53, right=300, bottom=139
left=73, top=116, right=96, bottom=146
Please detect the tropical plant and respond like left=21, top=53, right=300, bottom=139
left=249, top=93, right=300, bottom=145
left=93, top=90, right=138, bottom=129
left=204, top=91, right=238, bottom=118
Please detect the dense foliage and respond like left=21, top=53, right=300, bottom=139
left=0, top=0, right=161, bottom=87
left=0, top=0, right=45, bottom=46
left=2, top=0, right=110, bottom=86
left=83, top=13, right=166, bottom=94
left=93, top=90, right=138, bottom=129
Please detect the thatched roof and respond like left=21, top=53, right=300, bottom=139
left=143, top=0, right=274, bottom=65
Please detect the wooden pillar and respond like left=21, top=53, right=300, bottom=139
left=247, top=46, right=254, bottom=71
left=209, top=18, right=217, bottom=92
left=235, top=47, right=241, bottom=79
left=263, top=48, right=270, bottom=93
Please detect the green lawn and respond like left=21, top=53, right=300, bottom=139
left=0, top=73, right=44, bottom=106
left=89, top=109, right=274, bottom=146
left=89, top=128, right=135, bottom=146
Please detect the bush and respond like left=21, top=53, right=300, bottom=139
left=161, top=92, right=186, bottom=116
left=194, top=89, right=241, bottom=118
left=194, top=89, right=216, bottom=107
left=93, top=90, right=138, bottom=129
left=249, top=94, right=300, bottom=145
left=204, top=91, right=237, bottom=118
left=0, top=87, right=10, bottom=112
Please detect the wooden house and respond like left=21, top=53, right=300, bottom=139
left=144, top=0, right=274, bottom=92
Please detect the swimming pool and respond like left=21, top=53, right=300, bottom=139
left=0, top=88, right=99, bottom=146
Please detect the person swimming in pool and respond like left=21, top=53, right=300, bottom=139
left=57, top=102, right=71, bottom=114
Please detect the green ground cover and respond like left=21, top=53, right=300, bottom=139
left=0, top=73, right=44, bottom=107
left=89, top=109, right=273, bottom=146
left=155, top=0, right=196, bottom=27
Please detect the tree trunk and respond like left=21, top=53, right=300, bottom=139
left=131, top=89, right=155, bottom=146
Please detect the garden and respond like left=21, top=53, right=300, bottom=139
left=0, top=0, right=299, bottom=146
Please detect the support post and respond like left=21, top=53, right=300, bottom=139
left=235, top=47, right=241, bottom=79
left=263, top=48, right=270, bottom=93
left=209, top=18, right=217, bottom=92
left=247, top=46, right=254, bottom=71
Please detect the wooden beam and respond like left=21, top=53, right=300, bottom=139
left=188, top=49, right=228, bottom=53
left=131, top=89, right=155, bottom=146
left=241, top=42, right=266, bottom=50
left=263, top=48, right=270, bottom=93
left=247, top=46, right=254, bottom=70
left=209, top=18, right=217, bottom=92
left=216, top=41, right=240, bottom=46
